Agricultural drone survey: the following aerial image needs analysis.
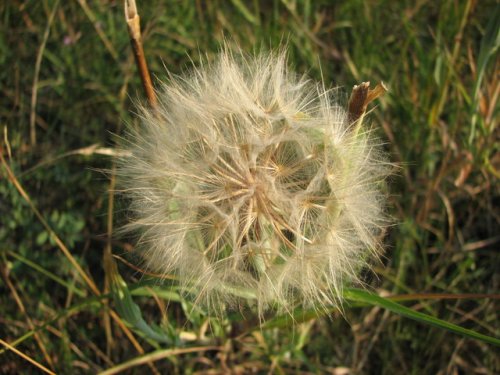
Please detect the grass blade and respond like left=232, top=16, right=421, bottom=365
left=108, top=258, right=172, bottom=344
left=344, top=288, right=500, bottom=347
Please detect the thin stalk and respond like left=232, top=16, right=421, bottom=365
left=0, top=338, right=55, bottom=375
left=30, top=0, right=60, bottom=146
left=124, top=0, right=157, bottom=107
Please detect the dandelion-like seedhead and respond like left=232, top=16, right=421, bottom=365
left=119, top=49, right=389, bottom=316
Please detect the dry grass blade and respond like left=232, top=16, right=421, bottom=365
left=99, top=346, right=221, bottom=375
left=77, top=0, right=119, bottom=60
left=30, top=0, right=60, bottom=146
left=103, top=163, right=117, bottom=357
left=20, top=144, right=130, bottom=177
left=0, top=338, right=56, bottom=375
left=113, top=254, right=177, bottom=279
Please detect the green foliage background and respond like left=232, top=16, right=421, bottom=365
left=1, top=0, right=498, bottom=373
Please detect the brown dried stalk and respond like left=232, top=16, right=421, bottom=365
left=124, top=0, right=157, bottom=107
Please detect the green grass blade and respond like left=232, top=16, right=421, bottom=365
left=344, top=288, right=500, bottom=347
left=110, top=272, right=173, bottom=344
left=131, top=285, right=182, bottom=303
left=7, top=251, right=86, bottom=297
left=230, top=0, right=259, bottom=25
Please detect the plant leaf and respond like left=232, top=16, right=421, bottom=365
left=108, top=257, right=172, bottom=344
left=344, top=288, right=500, bottom=347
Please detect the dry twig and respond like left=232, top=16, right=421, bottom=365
left=124, top=0, right=157, bottom=106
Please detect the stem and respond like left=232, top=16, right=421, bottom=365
left=124, top=0, right=157, bottom=107
left=30, top=0, right=60, bottom=146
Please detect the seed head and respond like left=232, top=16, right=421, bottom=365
left=119, top=49, right=389, bottom=316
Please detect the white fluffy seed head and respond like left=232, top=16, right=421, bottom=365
left=118, top=49, right=389, bottom=317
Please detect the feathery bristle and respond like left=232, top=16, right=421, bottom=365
left=118, top=48, right=389, bottom=316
